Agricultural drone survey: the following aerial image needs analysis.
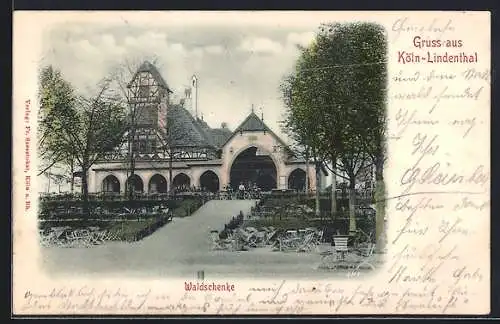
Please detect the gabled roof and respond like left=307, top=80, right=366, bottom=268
left=234, top=112, right=268, bottom=132
left=127, top=61, right=172, bottom=93
left=209, top=128, right=232, bottom=148
left=194, top=117, right=232, bottom=149
left=221, top=112, right=290, bottom=151
left=167, top=105, right=215, bottom=148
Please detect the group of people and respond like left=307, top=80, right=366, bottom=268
left=221, top=182, right=262, bottom=200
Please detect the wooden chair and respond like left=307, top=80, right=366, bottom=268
left=333, top=236, right=349, bottom=261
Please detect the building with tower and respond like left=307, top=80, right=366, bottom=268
left=88, top=61, right=323, bottom=194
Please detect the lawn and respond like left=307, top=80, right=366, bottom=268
left=38, top=197, right=206, bottom=244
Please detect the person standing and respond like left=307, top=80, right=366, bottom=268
left=238, top=182, right=245, bottom=199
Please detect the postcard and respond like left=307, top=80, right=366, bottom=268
left=12, top=11, right=490, bottom=315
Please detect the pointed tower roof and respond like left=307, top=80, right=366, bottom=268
left=127, top=61, right=172, bottom=93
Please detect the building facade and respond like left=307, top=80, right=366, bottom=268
left=88, top=61, right=320, bottom=194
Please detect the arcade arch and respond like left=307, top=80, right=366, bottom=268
left=200, top=170, right=220, bottom=192
left=288, top=168, right=307, bottom=191
left=125, top=174, right=144, bottom=193
left=229, top=146, right=277, bottom=191
left=173, top=173, right=191, bottom=190
left=148, top=174, right=168, bottom=193
left=102, top=174, right=120, bottom=193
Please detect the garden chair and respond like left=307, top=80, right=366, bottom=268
left=350, top=243, right=377, bottom=271
left=234, top=228, right=258, bottom=248
left=333, top=236, right=349, bottom=261
left=296, top=232, right=317, bottom=252
left=88, top=230, right=113, bottom=245
left=40, top=230, right=59, bottom=247
left=356, top=242, right=375, bottom=258
left=209, top=231, right=233, bottom=251
left=267, top=229, right=281, bottom=246
left=275, top=232, right=302, bottom=252
left=261, top=230, right=277, bottom=246
left=252, top=230, right=266, bottom=246
left=312, top=230, right=324, bottom=245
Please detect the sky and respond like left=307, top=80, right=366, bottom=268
left=36, top=13, right=344, bottom=193
left=40, top=19, right=320, bottom=139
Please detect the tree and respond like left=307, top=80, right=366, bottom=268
left=38, top=65, right=127, bottom=214
left=317, top=22, right=387, bottom=235
left=37, top=66, right=78, bottom=189
left=281, top=67, right=328, bottom=217
left=316, top=22, right=387, bottom=235
left=281, top=22, right=387, bottom=235
left=104, top=56, right=197, bottom=198
left=104, top=55, right=189, bottom=199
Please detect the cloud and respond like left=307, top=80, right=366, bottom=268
left=286, top=32, right=315, bottom=47
left=204, top=45, right=224, bottom=54
left=41, top=25, right=306, bottom=142
left=170, top=43, right=185, bottom=53
left=238, top=37, right=283, bottom=54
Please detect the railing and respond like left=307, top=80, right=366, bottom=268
left=40, top=191, right=215, bottom=202
left=40, top=188, right=374, bottom=202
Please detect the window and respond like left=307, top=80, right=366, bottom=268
left=149, top=139, right=157, bottom=153
left=139, top=140, right=147, bottom=152
left=138, top=85, right=150, bottom=99
left=144, top=139, right=156, bottom=154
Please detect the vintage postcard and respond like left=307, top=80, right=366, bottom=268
left=12, top=11, right=490, bottom=315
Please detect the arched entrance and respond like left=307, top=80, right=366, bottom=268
left=230, top=146, right=277, bottom=191
left=126, top=174, right=144, bottom=193
left=148, top=174, right=168, bottom=193
left=173, top=173, right=191, bottom=190
left=102, top=175, right=120, bottom=193
left=288, top=168, right=307, bottom=191
left=200, top=171, right=220, bottom=192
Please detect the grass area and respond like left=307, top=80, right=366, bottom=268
left=172, top=198, right=204, bottom=218
left=106, top=218, right=163, bottom=241
left=39, top=216, right=169, bottom=242
left=38, top=197, right=205, bottom=242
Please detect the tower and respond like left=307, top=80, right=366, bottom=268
left=126, top=61, right=172, bottom=156
left=127, top=61, right=172, bottom=132
left=191, top=74, right=199, bottom=119
left=184, top=87, right=193, bottom=115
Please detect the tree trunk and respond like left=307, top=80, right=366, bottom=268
left=305, top=149, right=310, bottom=194
left=81, top=167, right=90, bottom=217
left=315, top=162, right=320, bottom=217
left=169, top=152, right=173, bottom=194
left=330, top=156, right=337, bottom=218
left=128, top=130, right=137, bottom=201
left=348, top=177, right=357, bottom=233
left=129, top=154, right=136, bottom=200
left=70, top=160, right=75, bottom=193
left=47, top=170, right=51, bottom=193
left=374, top=157, right=386, bottom=253
left=128, top=114, right=137, bottom=201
